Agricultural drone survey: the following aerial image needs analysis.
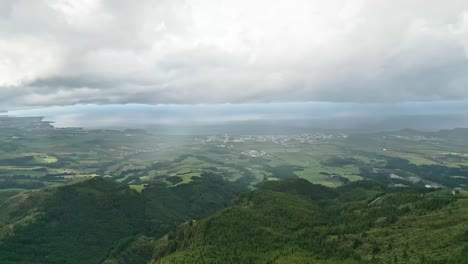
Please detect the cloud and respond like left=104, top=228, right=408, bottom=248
left=7, top=102, right=468, bottom=132
left=1, top=0, right=468, bottom=108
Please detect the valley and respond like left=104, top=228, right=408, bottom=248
left=0, top=116, right=467, bottom=263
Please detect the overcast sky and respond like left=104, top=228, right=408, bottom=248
left=1, top=0, right=468, bottom=109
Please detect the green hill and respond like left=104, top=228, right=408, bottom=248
left=151, top=180, right=468, bottom=264
left=0, top=178, right=145, bottom=264
left=0, top=176, right=466, bottom=263
left=0, top=173, right=237, bottom=264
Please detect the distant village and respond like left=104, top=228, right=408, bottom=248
left=196, top=133, right=349, bottom=147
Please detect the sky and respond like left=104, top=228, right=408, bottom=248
left=1, top=0, right=468, bottom=130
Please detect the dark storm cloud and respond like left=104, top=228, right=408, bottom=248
left=1, top=0, right=468, bottom=108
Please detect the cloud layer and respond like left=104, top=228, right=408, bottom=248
left=1, top=0, right=468, bottom=107
left=8, top=102, right=468, bottom=132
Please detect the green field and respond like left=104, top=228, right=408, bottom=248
left=1, top=118, right=468, bottom=195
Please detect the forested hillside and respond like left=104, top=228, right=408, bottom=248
left=0, top=174, right=237, bottom=264
left=151, top=180, right=468, bottom=264
left=0, top=176, right=466, bottom=263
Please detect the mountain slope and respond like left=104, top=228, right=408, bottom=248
left=152, top=180, right=468, bottom=263
left=0, top=173, right=238, bottom=264
left=0, top=176, right=466, bottom=263
left=0, top=178, right=145, bottom=264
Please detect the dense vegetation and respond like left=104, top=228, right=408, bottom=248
left=0, top=175, right=466, bottom=263
left=0, top=173, right=237, bottom=264
left=384, top=158, right=468, bottom=188
left=151, top=180, right=468, bottom=264
left=142, top=171, right=237, bottom=238
left=0, top=178, right=145, bottom=263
